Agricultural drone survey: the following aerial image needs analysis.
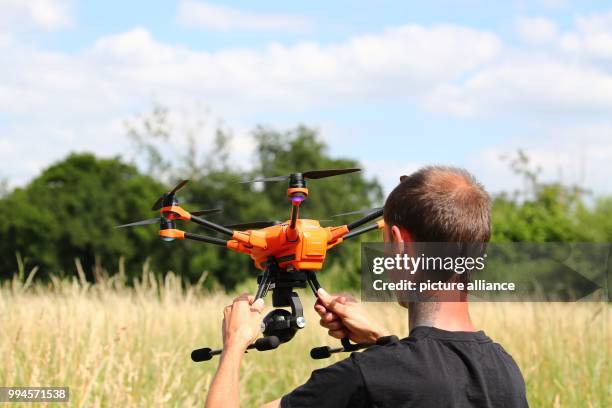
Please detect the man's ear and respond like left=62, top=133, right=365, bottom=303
left=391, top=225, right=413, bottom=242
left=390, top=225, right=407, bottom=253
left=391, top=226, right=415, bottom=255
left=390, top=225, right=404, bottom=243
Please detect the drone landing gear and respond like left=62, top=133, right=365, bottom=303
left=190, top=257, right=376, bottom=362
left=191, top=257, right=313, bottom=362
left=256, top=261, right=370, bottom=360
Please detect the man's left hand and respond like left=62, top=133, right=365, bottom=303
left=222, top=293, right=265, bottom=352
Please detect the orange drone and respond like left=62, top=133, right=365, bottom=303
left=117, top=168, right=385, bottom=361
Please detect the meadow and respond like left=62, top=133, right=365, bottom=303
left=0, top=266, right=609, bottom=408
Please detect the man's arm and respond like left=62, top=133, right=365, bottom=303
left=206, top=287, right=386, bottom=408
left=261, top=399, right=281, bottom=408
left=315, top=288, right=389, bottom=343
left=206, top=345, right=244, bottom=407
left=205, top=294, right=264, bottom=408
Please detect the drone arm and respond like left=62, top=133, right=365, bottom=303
left=184, top=232, right=228, bottom=246
left=159, top=229, right=228, bottom=246
left=346, top=208, right=384, bottom=231
left=343, top=219, right=385, bottom=240
left=189, top=214, right=234, bottom=237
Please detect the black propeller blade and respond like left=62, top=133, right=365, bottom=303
left=241, top=168, right=361, bottom=183
left=115, top=218, right=161, bottom=228
left=224, top=220, right=282, bottom=229
left=331, top=207, right=383, bottom=218
left=241, top=175, right=288, bottom=183
left=117, top=208, right=220, bottom=229
left=302, top=168, right=361, bottom=179
left=191, top=208, right=223, bottom=216
left=152, top=179, right=190, bottom=210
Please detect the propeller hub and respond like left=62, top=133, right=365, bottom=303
left=161, top=193, right=179, bottom=209
left=288, top=173, right=306, bottom=188
left=160, top=218, right=177, bottom=241
left=152, top=180, right=189, bottom=211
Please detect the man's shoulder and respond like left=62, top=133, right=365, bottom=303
left=350, top=336, right=427, bottom=373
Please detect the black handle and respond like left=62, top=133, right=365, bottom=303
left=251, top=336, right=280, bottom=351
left=191, top=336, right=281, bottom=362
left=310, top=335, right=399, bottom=359
left=191, top=347, right=218, bottom=362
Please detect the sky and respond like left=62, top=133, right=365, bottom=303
left=0, top=0, right=611, bottom=196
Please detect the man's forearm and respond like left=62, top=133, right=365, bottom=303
left=205, top=345, right=244, bottom=408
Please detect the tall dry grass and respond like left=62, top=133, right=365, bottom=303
left=0, top=263, right=609, bottom=407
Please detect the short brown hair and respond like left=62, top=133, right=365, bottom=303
left=384, top=166, right=491, bottom=243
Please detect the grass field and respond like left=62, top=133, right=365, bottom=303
left=0, top=268, right=609, bottom=407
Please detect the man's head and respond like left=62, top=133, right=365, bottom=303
left=383, top=166, right=491, bottom=244
left=382, top=167, right=491, bottom=305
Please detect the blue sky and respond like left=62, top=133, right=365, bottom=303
left=31, top=1, right=611, bottom=50
left=1, top=0, right=611, bottom=195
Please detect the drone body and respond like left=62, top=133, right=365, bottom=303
left=229, top=218, right=348, bottom=270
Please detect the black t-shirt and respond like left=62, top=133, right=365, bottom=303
left=281, top=326, right=528, bottom=408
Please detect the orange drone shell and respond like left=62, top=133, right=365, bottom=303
left=227, top=219, right=348, bottom=270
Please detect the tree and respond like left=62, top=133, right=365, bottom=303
left=0, top=153, right=171, bottom=280
left=491, top=150, right=611, bottom=243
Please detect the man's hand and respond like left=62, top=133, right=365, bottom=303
left=206, top=294, right=265, bottom=408
left=315, top=288, right=388, bottom=344
left=222, top=293, right=265, bottom=352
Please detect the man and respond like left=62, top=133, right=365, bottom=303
left=206, top=166, right=528, bottom=408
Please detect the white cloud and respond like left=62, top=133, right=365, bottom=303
left=0, top=25, right=502, bottom=117
left=559, top=11, right=612, bottom=60
left=0, top=23, right=501, bottom=188
left=176, top=0, right=313, bottom=32
left=0, top=0, right=73, bottom=32
left=469, top=122, right=612, bottom=195
left=516, top=16, right=558, bottom=45
left=426, top=10, right=612, bottom=117
left=425, top=56, right=612, bottom=117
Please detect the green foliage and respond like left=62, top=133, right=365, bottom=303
left=491, top=150, right=611, bottom=243
left=0, top=153, right=171, bottom=280
left=488, top=151, right=610, bottom=300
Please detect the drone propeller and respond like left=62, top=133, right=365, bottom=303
left=224, top=220, right=282, bottom=229
left=241, top=168, right=361, bottom=183
left=191, top=208, right=223, bottom=216
left=116, top=208, right=221, bottom=229
left=152, top=179, right=190, bottom=210
left=115, top=218, right=162, bottom=228
left=331, top=206, right=383, bottom=218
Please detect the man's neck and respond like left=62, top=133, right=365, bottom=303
left=409, top=300, right=476, bottom=332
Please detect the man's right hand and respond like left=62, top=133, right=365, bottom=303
left=315, top=288, right=389, bottom=344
